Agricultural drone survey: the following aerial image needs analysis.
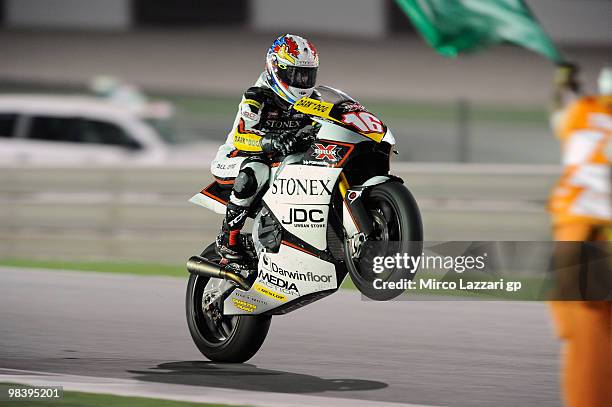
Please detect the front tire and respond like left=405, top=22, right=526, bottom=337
left=345, top=181, right=423, bottom=300
left=185, top=244, right=271, bottom=363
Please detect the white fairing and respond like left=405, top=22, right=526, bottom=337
left=223, top=163, right=342, bottom=315
left=314, top=118, right=364, bottom=144
left=223, top=243, right=337, bottom=315
left=189, top=192, right=226, bottom=215
left=263, top=164, right=342, bottom=250
left=313, top=117, right=395, bottom=146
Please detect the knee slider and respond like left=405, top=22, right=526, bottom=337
left=233, top=167, right=257, bottom=199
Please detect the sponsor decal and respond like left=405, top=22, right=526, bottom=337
left=254, top=283, right=287, bottom=302
left=293, top=98, right=334, bottom=116
left=214, top=162, right=238, bottom=171
left=269, top=261, right=333, bottom=284
left=232, top=298, right=257, bottom=313
left=271, top=178, right=332, bottom=196
left=281, top=208, right=325, bottom=228
left=304, top=141, right=352, bottom=167
left=301, top=160, right=330, bottom=167
left=339, top=101, right=366, bottom=113
left=234, top=133, right=263, bottom=151
left=264, top=120, right=301, bottom=130
left=312, top=143, right=339, bottom=161
left=241, top=110, right=259, bottom=121
left=260, top=271, right=300, bottom=295
left=234, top=291, right=268, bottom=305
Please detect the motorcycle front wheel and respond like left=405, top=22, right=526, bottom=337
left=185, top=243, right=271, bottom=363
left=345, top=181, right=423, bottom=300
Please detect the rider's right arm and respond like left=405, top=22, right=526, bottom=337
left=232, top=87, right=266, bottom=152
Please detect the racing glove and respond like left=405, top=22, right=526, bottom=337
left=294, top=124, right=319, bottom=148
left=260, top=130, right=300, bottom=157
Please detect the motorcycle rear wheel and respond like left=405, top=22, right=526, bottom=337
left=185, top=244, right=271, bottom=363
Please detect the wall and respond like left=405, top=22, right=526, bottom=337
left=0, top=164, right=556, bottom=263
left=520, top=0, right=612, bottom=46
left=4, top=0, right=612, bottom=45
left=250, top=0, right=386, bottom=37
left=251, top=0, right=612, bottom=45
left=5, top=0, right=130, bottom=30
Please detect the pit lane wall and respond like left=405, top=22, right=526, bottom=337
left=0, top=163, right=559, bottom=263
left=3, top=1, right=612, bottom=45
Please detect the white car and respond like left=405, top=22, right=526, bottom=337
left=0, top=94, right=170, bottom=165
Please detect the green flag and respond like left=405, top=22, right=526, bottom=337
left=395, top=0, right=563, bottom=63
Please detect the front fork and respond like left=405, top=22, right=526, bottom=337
left=338, top=173, right=375, bottom=237
left=338, top=173, right=404, bottom=258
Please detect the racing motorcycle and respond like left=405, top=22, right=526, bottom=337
left=186, top=86, right=422, bottom=362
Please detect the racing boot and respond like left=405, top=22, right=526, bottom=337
left=215, top=203, right=249, bottom=262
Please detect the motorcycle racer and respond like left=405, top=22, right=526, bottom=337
left=211, top=34, right=320, bottom=261
left=187, top=60, right=423, bottom=363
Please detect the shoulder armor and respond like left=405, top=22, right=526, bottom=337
left=244, top=86, right=273, bottom=104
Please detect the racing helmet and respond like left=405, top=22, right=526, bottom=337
left=598, top=66, right=612, bottom=96
left=265, top=34, right=318, bottom=104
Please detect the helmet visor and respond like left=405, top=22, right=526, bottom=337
left=278, top=66, right=317, bottom=89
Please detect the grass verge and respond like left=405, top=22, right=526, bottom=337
left=0, top=258, right=186, bottom=278
left=0, top=258, right=551, bottom=299
left=0, top=258, right=358, bottom=289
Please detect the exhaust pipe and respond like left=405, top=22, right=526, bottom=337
left=186, top=255, right=250, bottom=291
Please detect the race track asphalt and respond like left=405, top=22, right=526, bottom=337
left=0, top=267, right=561, bottom=406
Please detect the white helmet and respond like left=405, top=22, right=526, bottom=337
left=598, top=67, right=612, bottom=96
left=265, top=34, right=319, bottom=104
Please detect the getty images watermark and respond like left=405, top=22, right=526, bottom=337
left=360, top=241, right=611, bottom=301
left=372, top=252, right=522, bottom=293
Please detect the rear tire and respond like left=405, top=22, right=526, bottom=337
left=185, top=244, right=271, bottom=363
left=345, top=181, right=423, bottom=300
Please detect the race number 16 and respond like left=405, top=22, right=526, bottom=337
left=341, top=112, right=383, bottom=133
